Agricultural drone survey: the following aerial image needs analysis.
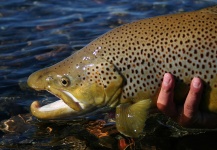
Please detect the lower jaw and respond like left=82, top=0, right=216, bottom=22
left=30, top=100, right=83, bottom=120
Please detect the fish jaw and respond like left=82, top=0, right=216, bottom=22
left=28, top=78, right=94, bottom=119
left=31, top=100, right=82, bottom=120
left=28, top=68, right=85, bottom=112
left=48, top=87, right=82, bottom=112
left=30, top=89, right=96, bottom=119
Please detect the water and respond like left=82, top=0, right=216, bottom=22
left=1, top=0, right=217, bottom=149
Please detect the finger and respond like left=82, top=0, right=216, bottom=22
left=157, top=73, right=177, bottom=117
left=180, top=77, right=203, bottom=126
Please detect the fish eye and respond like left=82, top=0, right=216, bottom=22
left=61, top=76, right=70, bottom=87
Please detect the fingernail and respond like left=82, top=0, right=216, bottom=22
left=192, top=77, right=201, bottom=88
left=163, top=73, right=171, bottom=86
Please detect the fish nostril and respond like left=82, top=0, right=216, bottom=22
left=38, top=75, right=43, bottom=79
left=46, top=76, right=53, bottom=81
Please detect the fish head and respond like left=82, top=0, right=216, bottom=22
left=28, top=48, right=124, bottom=119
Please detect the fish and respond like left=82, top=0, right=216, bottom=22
left=27, top=5, right=217, bottom=137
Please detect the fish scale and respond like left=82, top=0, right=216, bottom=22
left=82, top=6, right=217, bottom=104
left=28, top=6, right=217, bottom=137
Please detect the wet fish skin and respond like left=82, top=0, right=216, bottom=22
left=28, top=6, right=217, bottom=137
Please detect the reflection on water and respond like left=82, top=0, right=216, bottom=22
left=0, top=0, right=217, bottom=149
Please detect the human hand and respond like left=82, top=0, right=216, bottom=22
left=157, top=73, right=217, bottom=128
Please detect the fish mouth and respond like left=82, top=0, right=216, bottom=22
left=30, top=89, right=91, bottom=120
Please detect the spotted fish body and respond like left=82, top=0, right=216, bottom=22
left=95, top=6, right=217, bottom=104
left=28, top=6, right=217, bottom=137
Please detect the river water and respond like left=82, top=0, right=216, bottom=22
left=1, top=0, right=217, bottom=149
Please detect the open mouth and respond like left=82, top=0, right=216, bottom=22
left=30, top=90, right=87, bottom=120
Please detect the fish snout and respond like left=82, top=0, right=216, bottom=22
left=27, top=70, right=48, bottom=91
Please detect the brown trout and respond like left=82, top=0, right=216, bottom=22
left=28, top=6, right=217, bottom=137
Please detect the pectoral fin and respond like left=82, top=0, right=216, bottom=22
left=116, top=99, right=151, bottom=137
